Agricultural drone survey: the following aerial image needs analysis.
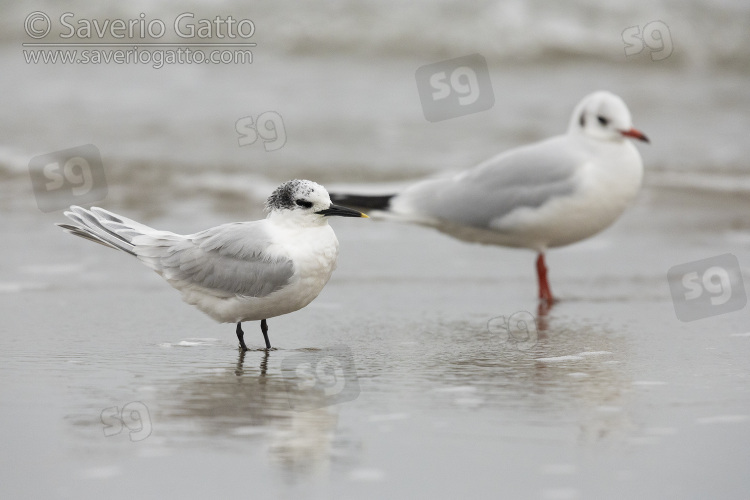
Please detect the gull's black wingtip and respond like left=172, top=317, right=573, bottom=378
left=329, top=193, right=394, bottom=211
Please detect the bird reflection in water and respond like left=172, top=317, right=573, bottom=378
left=155, top=348, right=353, bottom=478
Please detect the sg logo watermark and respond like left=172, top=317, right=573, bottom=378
left=415, top=53, right=494, bottom=122
left=487, top=311, right=538, bottom=352
left=28, top=144, right=107, bottom=212
left=100, top=401, right=152, bottom=442
left=622, top=21, right=673, bottom=61
left=281, top=345, right=360, bottom=412
left=667, top=254, right=747, bottom=322
left=236, top=111, right=286, bottom=152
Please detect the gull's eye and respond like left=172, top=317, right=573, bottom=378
left=295, top=199, right=313, bottom=209
left=597, top=115, right=609, bottom=126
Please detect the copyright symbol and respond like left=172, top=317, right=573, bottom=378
left=25, top=11, right=51, bottom=39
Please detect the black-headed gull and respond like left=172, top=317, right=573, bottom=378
left=58, top=180, right=368, bottom=350
left=331, top=91, right=649, bottom=303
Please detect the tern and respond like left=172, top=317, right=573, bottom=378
left=58, top=179, right=368, bottom=350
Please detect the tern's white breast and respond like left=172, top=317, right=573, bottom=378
left=179, top=221, right=340, bottom=324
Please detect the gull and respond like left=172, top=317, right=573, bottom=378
left=57, top=180, right=368, bottom=350
left=331, top=91, right=649, bottom=303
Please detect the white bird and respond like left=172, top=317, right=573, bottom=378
left=331, top=91, right=649, bottom=303
left=57, top=180, right=368, bottom=350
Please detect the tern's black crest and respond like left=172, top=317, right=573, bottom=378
left=265, top=180, right=316, bottom=212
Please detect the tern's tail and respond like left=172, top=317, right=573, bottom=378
left=57, top=206, right=157, bottom=256
left=329, top=192, right=395, bottom=211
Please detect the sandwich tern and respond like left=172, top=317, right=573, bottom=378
left=58, top=179, right=368, bottom=350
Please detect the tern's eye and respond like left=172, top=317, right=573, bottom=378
left=295, top=199, right=313, bottom=209
left=597, top=115, right=609, bottom=126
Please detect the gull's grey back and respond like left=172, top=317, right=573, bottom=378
left=392, top=136, right=583, bottom=229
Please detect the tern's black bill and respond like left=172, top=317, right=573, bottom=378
left=316, top=204, right=369, bottom=218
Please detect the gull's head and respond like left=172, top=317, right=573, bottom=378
left=569, top=91, right=649, bottom=144
left=265, top=179, right=368, bottom=224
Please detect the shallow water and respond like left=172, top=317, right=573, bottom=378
left=3, top=1, right=750, bottom=498
left=4, top=188, right=750, bottom=499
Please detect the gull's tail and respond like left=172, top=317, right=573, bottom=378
left=329, top=192, right=395, bottom=211
left=57, top=206, right=157, bottom=257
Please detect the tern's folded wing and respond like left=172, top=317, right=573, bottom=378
left=134, top=221, right=294, bottom=298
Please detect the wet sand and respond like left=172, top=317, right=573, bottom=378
left=3, top=185, right=750, bottom=499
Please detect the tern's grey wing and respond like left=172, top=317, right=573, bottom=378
left=135, top=221, right=294, bottom=298
left=391, top=135, right=586, bottom=229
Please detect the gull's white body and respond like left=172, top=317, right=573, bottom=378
left=389, top=132, right=643, bottom=251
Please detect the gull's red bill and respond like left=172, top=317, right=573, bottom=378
left=620, top=127, right=650, bottom=143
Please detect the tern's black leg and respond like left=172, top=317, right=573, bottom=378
left=235, top=349, right=246, bottom=376
left=236, top=322, right=248, bottom=351
left=260, top=319, right=271, bottom=349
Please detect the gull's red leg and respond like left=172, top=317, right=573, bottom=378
left=536, top=252, right=555, bottom=304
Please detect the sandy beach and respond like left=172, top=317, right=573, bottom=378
left=3, top=185, right=750, bottom=499
left=3, top=1, right=750, bottom=498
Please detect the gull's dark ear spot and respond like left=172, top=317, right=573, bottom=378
left=579, top=113, right=585, bottom=127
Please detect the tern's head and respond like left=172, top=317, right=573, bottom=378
left=265, top=179, right=368, bottom=223
left=568, top=91, right=649, bottom=144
